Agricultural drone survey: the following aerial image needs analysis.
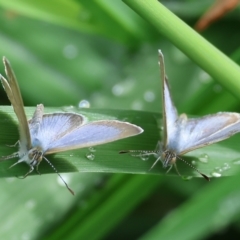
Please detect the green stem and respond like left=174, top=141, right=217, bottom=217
left=123, top=0, right=240, bottom=99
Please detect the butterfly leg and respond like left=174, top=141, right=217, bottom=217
left=166, top=164, right=174, bottom=174
left=149, top=155, right=162, bottom=171
left=0, top=152, right=19, bottom=161
left=20, top=166, right=34, bottom=179
left=6, top=140, right=20, bottom=148
left=35, top=165, right=41, bottom=175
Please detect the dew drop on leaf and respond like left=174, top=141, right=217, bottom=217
left=222, top=163, right=231, bottom=171
left=232, top=159, right=240, bottom=165
left=88, top=147, right=96, bottom=153
left=86, top=152, right=95, bottom=161
left=144, top=90, right=155, bottom=102
left=140, top=155, right=149, bottom=161
left=198, top=154, right=209, bottom=163
left=211, top=172, right=222, bottom=178
left=78, top=99, right=90, bottom=108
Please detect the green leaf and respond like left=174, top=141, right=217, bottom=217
left=1, top=106, right=240, bottom=180
left=140, top=171, right=240, bottom=240
left=44, top=174, right=162, bottom=240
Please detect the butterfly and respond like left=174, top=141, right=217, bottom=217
left=120, top=50, right=240, bottom=180
left=0, top=57, right=143, bottom=194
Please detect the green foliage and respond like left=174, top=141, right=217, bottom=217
left=0, top=0, right=240, bottom=239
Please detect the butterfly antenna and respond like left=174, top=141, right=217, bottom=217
left=119, top=149, right=148, bottom=156
left=43, top=156, right=75, bottom=195
left=119, top=149, right=159, bottom=160
left=177, top=156, right=210, bottom=181
left=120, top=149, right=158, bottom=155
left=120, top=149, right=163, bottom=171
left=119, top=150, right=143, bottom=154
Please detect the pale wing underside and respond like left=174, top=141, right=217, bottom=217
left=0, top=57, right=31, bottom=150
left=28, top=104, right=44, bottom=137
left=176, top=112, right=240, bottom=154
left=163, top=76, right=179, bottom=148
left=158, top=51, right=178, bottom=149
left=29, top=113, right=85, bottom=151
left=29, top=113, right=143, bottom=154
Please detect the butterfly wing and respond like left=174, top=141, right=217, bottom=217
left=176, top=112, right=240, bottom=155
left=0, top=57, right=31, bottom=151
left=158, top=50, right=179, bottom=149
left=158, top=52, right=240, bottom=156
left=29, top=113, right=143, bottom=154
left=29, top=113, right=85, bottom=152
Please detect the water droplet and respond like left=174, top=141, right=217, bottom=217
left=211, top=172, right=222, bottom=178
left=78, top=99, right=90, bottom=108
left=88, top=147, right=96, bottom=153
left=69, top=154, right=74, bottom=157
left=198, top=154, right=209, bottom=163
left=191, top=160, right=196, bottom=165
left=86, top=152, right=95, bottom=161
left=63, top=44, right=78, bottom=59
left=131, top=100, right=143, bottom=110
left=62, top=105, right=74, bottom=111
left=222, top=163, right=231, bottom=171
left=215, top=166, right=223, bottom=172
left=182, top=176, right=193, bottom=181
left=144, top=91, right=155, bottom=102
left=112, top=84, right=124, bottom=96
left=233, top=159, right=240, bottom=165
left=25, top=200, right=36, bottom=210
left=140, top=155, right=149, bottom=161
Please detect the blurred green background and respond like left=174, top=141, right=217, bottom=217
left=0, top=0, right=240, bottom=239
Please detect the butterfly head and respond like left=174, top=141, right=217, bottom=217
left=161, top=149, right=177, bottom=168
left=28, top=147, right=44, bottom=169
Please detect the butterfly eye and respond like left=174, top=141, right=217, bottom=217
left=169, top=156, right=177, bottom=165
left=161, top=150, right=177, bottom=168
left=28, top=148, right=43, bottom=164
